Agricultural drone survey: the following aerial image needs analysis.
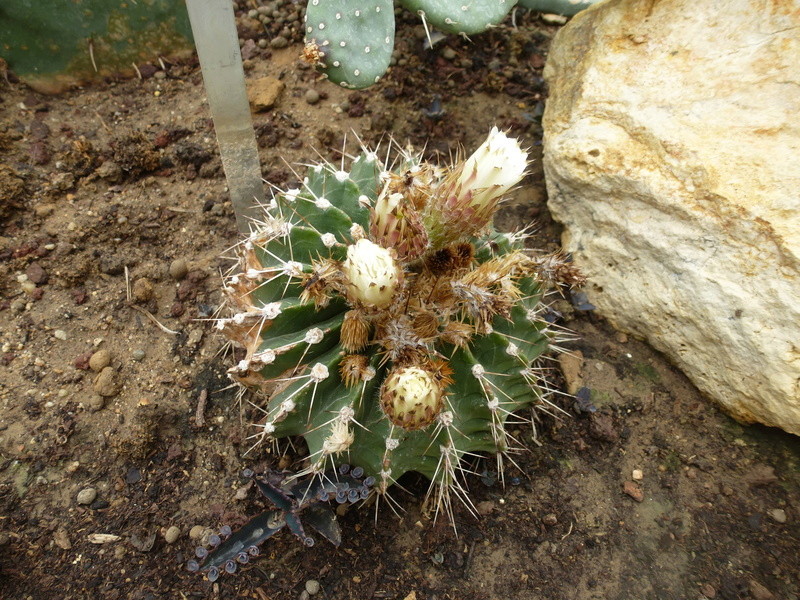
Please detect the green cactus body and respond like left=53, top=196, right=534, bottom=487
left=0, top=0, right=193, bottom=94
left=222, top=130, right=573, bottom=517
left=398, top=0, right=515, bottom=35
left=304, top=0, right=395, bottom=89
left=516, top=0, right=601, bottom=15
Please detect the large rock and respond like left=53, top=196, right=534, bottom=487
left=543, top=0, right=800, bottom=434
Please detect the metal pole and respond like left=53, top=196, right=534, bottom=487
left=185, top=0, right=265, bottom=234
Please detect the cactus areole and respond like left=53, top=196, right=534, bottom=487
left=219, top=128, right=579, bottom=520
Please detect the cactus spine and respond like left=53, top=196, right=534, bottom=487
left=220, top=128, right=578, bottom=519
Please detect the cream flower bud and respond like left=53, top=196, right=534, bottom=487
left=380, top=365, right=444, bottom=430
left=426, top=127, right=528, bottom=247
left=459, top=126, right=528, bottom=211
left=341, top=239, right=400, bottom=308
left=370, top=186, right=428, bottom=261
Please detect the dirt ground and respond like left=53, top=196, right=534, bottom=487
left=1, top=5, right=798, bottom=600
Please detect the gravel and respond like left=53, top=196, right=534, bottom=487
left=169, top=258, right=188, bottom=281
left=305, top=580, right=320, bottom=595
left=165, top=526, right=181, bottom=544
left=89, top=349, right=112, bottom=372
left=77, top=487, right=97, bottom=505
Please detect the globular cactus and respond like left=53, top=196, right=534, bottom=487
left=219, top=128, right=581, bottom=521
left=302, top=0, right=600, bottom=89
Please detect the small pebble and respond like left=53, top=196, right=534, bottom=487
left=132, top=349, right=146, bottom=361
left=542, top=513, right=558, bottom=526
left=164, top=526, right=181, bottom=544
left=77, top=487, right=97, bottom=505
left=168, top=258, right=188, bottom=281
left=768, top=508, right=787, bottom=523
left=93, top=366, right=120, bottom=397
left=700, top=583, right=716, bottom=598
left=132, top=277, right=154, bottom=302
left=89, top=349, right=112, bottom=372
left=270, top=36, right=288, bottom=49
left=749, top=580, right=775, bottom=600
left=632, top=469, right=644, bottom=480
left=442, top=47, right=456, bottom=60
left=87, top=395, right=105, bottom=412
left=258, top=38, right=268, bottom=49
left=305, top=580, right=320, bottom=595
left=623, top=480, right=644, bottom=502
left=189, top=525, right=206, bottom=540
left=54, top=330, right=68, bottom=341
left=304, top=89, right=320, bottom=105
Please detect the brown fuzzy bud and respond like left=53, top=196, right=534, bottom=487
left=380, top=365, right=445, bottom=431
left=300, top=258, right=342, bottom=307
left=440, top=320, right=474, bottom=348
left=412, top=311, right=440, bottom=340
left=424, top=247, right=458, bottom=277
left=424, top=243, right=475, bottom=277
left=341, top=310, right=370, bottom=351
left=339, top=354, right=372, bottom=387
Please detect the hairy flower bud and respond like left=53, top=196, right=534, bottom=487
left=370, top=187, right=429, bottom=261
left=426, top=127, right=528, bottom=247
left=341, top=239, right=400, bottom=308
left=380, top=365, right=445, bottom=430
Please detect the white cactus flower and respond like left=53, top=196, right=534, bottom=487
left=341, top=238, right=400, bottom=308
left=428, top=127, right=528, bottom=246
left=459, top=126, right=528, bottom=210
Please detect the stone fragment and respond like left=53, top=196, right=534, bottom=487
left=305, top=580, right=320, bottom=596
left=93, top=366, right=120, bottom=397
left=77, top=487, right=97, bottom=505
left=89, top=349, right=111, bottom=372
left=168, top=258, right=188, bottom=281
left=623, top=481, right=643, bottom=502
left=164, top=526, right=181, bottom=544
left=749, top=580, right=774, bottom=600
left=558, top=350, right=584, bottom=395
left=247, top=76, right=285, bottom=112
left=543, top=0, right=800, bottom=435
left=767, top=508, right=787, bottom=524
left=304, top=89, right=320, bottom=105
left=25, top=262, right=48, bottom=285
left=189, top=525, right=205, bottom=540
left=132, top=277, right=154, bottom=302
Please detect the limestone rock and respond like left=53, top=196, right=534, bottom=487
left=247, top=76, right=285, bottom=112
left=543, top=0, right=800, bottom=434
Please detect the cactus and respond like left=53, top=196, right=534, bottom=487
left=0, top=0, right=193, bottom=94
left=516, top=0, right=602, bottom=15
left=219, top=128, right=581, bottom=526
left=303, top=0, right=599, bottom=89
left=399, top=0, right=515, bottom=35
left=303, top=0, right=396, bottom=90
left=188, top=467, right=373, bottom=581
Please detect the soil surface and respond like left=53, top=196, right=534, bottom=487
left=1, top=5, right=798, bottom=600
